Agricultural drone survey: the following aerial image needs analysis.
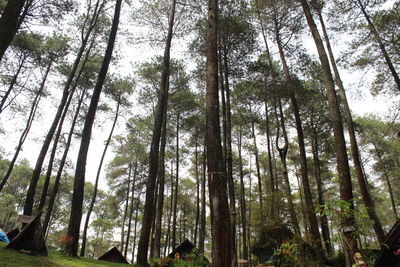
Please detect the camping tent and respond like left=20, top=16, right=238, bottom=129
left=98, top=246, right=129, bottom=264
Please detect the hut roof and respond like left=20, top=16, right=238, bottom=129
left=374, top=220, right=400, bottom=267
left=5, top=211, right=47, bottom=256
left=167, top=239, right=195, bottom=258
left=98, top=246, right=129, bottom=264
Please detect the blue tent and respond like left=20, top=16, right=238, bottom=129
left=0, top=228, right=10, bottom=243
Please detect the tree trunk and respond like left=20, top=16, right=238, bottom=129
left=237, top=126, right=248, bottom=259
left=153, top=99, right=168, bottom=258
left=171, top=113, right=180, bottom=251
left=136, top=0, right=176, bottom=264
left=42, top=89, right=85, bottom=233
left=0, top=60, right=51, bottom=191
left=121, top=167, right=132, bottom=254
left=0, top=55, right=26, bottom=113
left=23, top=0, right=105, bottom=218
left=206, top=0, right=232, bottom=265
left=300, top=1, right=358, bottom=265
left=37, top=37, right=95, bottom=211
left=316, top=9, right=385, bottom=244
left=125, top=163, right=138, bottom=258
left=275, top=99, right=305, bottom=261
left=65, top=0, right=121, bottom=256
left=353, top=0, right=400, bottom=91
left=221, top=41, right=237, bottom=267
left=198, top=137, right=207, bottom=254
left=274, top=21, right=324, bottom=265
left=194, top=129, right=200, bottom=247
left=0, top=0, right=26, bottom=62
left=250, top=120, right=263, bottom=210
left=80, top=100, right=120, bottom=256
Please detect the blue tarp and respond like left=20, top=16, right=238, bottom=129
left=0, top=228, right=10, bottom=243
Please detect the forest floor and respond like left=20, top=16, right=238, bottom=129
left=0, top=243, right=135, bottom=267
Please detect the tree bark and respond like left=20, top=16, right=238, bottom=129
left=42, top=89, right=85, bottom=233
left=65, top=0, right=121, bottom=256
left=0, top=55, right=26, bottom=114
left=299, top=1, right=358, bottom=265
left=23, top=0, right=105, bottom=218
left=0, top=0, right=26, bottom=62
left=80, top=100, right=120, bottom=256
left=136, top=0, right=176, bottom=264
left=0, top=60, right=50, bottom=192
left=125, top=163, right=138, bottom=258
left=153, top=99, right=168, bottom=258
left=171, top=113, right=180, bottom=251
left=237, top=126, right=248, bottom=259
left=353, top=0, right=400, bottom=91
left=316, top=9, right=385, bottom=244
left=206, top=0, right=232, bottom=265
left=198, top=137, right=207, bottom=254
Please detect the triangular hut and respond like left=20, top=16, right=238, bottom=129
left=5, top=212, right=47, bottom=256
left=374, top=219, right=400, bottom=267
left=6, top=228, right=20, bottom=242
left=167, top=239, right=195, bottom=259
left=98, top=246, right=129, bottom=264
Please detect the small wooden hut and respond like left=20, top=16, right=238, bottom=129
left=374, top=220, right=400, bottom=267
left=98, top=246, right=129, bottom=264
left=167, top=239, right=196, bottom=259
left=6, top=211, right=47, bottom=256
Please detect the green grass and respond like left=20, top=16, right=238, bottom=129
left=0, top=243, right=136, bottom=267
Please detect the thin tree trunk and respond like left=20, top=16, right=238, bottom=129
left=317, top=9, right=385, bottom=244
left=275, top=99, right=306, bottom=266
left=23, top=0, right=105, bottom=218
left=80, top=100, right=120, bottom=256
left=354, top=0, right=400, bottom=91
left=274, top=21, right=324, bottom=265
left=37, top=37, right=96, bottom=211
left=300, top=1, right=358, bottom=264
left=250, top=120, right=263, bottom=209
left=0, top=55, right=26, bottom=113
left=42, top=89, right=85, bottom=233
left=194, top=129, right=200, bottom=247
left=136, top=0, right=176, bottom=265
left=125, top=163, right=138, bottom=258
left=132, top=198, right=140, bottom=261
left=198, top=137, right=207, bottom=254
left=237, top=126, right=248, bottom=260
left=171, top=114, right=180, bottom=251
left=153, top=98, right=168, bottom=258
left=221, top=41, right=237, bottom=267
left=121, top=167, right=132, bottom=254
left=311, top=133, right=333, bottom=256
left=0, top=60, right=51, bottom=191
left=0, top=0, right=26, bottom=62
left=65, top=0, right=121, bottom=256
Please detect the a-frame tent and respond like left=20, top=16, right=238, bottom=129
left=5, top=212, right=47, bottom=256
left=98, top=246, right=129, bottom=264
left=167, top=239, right=195, bottom=259
left=374, top=219, right=400, bottom=267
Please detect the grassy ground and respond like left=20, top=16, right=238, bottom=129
left=0, top=243, right=135, bottom=267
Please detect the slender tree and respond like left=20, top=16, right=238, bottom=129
left=65, top=0, right=122, bottom=256
left=136, top=0, right=176, bottom=265
left=205, top=0, right=232, bottom=265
